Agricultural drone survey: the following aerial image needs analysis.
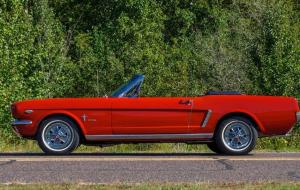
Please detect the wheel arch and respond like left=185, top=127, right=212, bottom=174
left=215, top=111, right=265, bottom=135
left=36, top=112, right=86, bottom=142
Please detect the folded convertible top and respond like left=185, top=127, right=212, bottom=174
left=205, top=91, right=242, bottom=95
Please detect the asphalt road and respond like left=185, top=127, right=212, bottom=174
left=0, top=152, right=300, bottom=183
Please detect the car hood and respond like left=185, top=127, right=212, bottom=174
left=12, top=98, right=111, bottom=111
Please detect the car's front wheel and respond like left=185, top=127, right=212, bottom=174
left=215, top=116, right=258, bottom=155
left=37, top=116, right=80, bottom=155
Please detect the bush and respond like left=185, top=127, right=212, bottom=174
left=0, top=0, right=299, bottom=150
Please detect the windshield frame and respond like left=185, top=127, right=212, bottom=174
left=111, top=75, right=145, bottom=98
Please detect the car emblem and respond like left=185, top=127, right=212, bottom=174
left=81, top=114, right=87, bottom=122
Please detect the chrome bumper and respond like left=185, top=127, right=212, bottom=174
left=11, top=119, right=32, bottom=126
left=282, top=112, right=300, bottom=136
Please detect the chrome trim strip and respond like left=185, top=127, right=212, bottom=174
left=297, top=112, right=300, bottom=122
left=11, top=120, right=32, bottom=126
left=201, top=109, right=212, bottom=128
left=85, top=133, right=214, bottom=141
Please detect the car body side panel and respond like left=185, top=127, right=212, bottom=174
left=192, top=95, right=298, bottom=135
left=111, top=98, right=195, bottom=134
left=188, top=109, right=207, bottom=133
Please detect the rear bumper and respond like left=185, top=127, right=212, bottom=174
left=284, top=112, right=300, bottom=136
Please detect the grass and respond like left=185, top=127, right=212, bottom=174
left=0, top=183, right=300, bottom=190
left=1, top=139, right=300, bottom=153
left=0, top=140, right=211, bottom=153
left=1, top=127, right=300, bottom=153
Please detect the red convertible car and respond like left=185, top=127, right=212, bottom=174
left=11, top=75, right=300, bottom=155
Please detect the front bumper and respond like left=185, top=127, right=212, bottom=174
left=297, top=112, right=300, bottom=123
left=11, top=119, right=33, bottom=137
left=11, top=119, right=32, bottom=126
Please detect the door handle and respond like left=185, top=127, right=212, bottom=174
left=179, top=100, right=192, bottom=105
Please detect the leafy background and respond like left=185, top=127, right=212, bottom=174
left=0, top=0, right=299, bottom=151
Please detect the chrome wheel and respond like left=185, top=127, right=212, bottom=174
left=222, top=121, right=253, bottom=151
left=42, top=120, right=74, bottom=151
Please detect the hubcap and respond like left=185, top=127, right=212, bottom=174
left=42, top=121, right=73, bottom=151
left=222, top=121, right=252, bottom=151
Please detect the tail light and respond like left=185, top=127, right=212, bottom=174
left=293, top=98, right=300, bottom=111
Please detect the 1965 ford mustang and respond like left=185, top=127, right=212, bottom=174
left=11, top=75, right=300, bottom=155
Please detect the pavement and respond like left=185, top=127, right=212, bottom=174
left=0, top=152, right=300, bottom=183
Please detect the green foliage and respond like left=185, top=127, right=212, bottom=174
left=0, top=0, right=300, bottom=149
left=0, top=0, right=73, bottom=141
left=244, top=1, right=300, bottom=98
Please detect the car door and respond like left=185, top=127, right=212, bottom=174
left=111, top=97, right=193, bottom=134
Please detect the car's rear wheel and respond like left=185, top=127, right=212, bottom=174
left=215, top=116, right=258, bottom=155
left=37, top=116, right=80, bottom=155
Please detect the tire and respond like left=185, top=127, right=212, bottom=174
left=215, top=116, right=258, bottom=155
left=207, top=142, right=222, bottom=154
left=37, top=116, right=80, bottom=155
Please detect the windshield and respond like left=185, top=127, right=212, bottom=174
left=111, top=75, right=144, bottom=98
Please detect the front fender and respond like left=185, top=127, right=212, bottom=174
left=35, top=110, right=87, bottom=135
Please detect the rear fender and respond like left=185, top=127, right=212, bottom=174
left=218, top=110, right=266, bottom=133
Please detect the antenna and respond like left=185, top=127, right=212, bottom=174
left=187, top=62, right=193, bottom=97
left=96, top=69, right=99, bottom=97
